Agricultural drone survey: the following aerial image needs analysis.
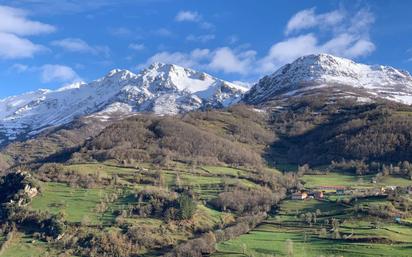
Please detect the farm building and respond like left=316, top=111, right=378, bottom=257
left=307, top=191, right=324, bottom=199
left=291, top=192, right=308, bottom=200
left=314, top=191, right=324, bottom=199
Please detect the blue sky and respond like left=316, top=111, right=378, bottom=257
left=0, top=0, right=411, bottom=98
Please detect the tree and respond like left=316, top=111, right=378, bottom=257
left=177, top=194, right=196, bottom=220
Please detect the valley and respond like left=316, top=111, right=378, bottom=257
left=2, top=160, right=412, bottom=256
left=2, top=54, right=412, bottom=257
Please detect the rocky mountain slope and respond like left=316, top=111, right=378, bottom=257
left=244, top=53, right=412, bottom=105
left=2, top=53, right=412, bottom=147
left=0, top=63, right=246, bottom=145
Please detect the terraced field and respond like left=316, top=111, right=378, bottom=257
left=214, top=199, right=412, bottom=257
left=214, top=172, right=412, bottom=257
left=7, top=163, right=412, bottom=257
left=30, top=182, right=118, bottom=224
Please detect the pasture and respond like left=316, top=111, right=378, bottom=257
left=214, top=198, right=412, bottom=257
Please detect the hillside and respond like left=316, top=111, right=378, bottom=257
left=4, top=98, right=412, bottom=175
left=264, top=98, right=412, bottom=168
left=2, top=54, right=412, bottom=257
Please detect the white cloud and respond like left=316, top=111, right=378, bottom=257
left=322, top=33, right=375, bottom=57
left=0, top=32, right=46, bottom=59
left=200, top=22, right=214, bottom=30
left=175, top=11, right=201, bottom=22
left=138, top=47, right=256, bottom=75
left=140, top=7, right=376, bottom=78
left=209, top=47, right=256, bottom=74
left=51, top=38, right=110, bottom=57
left=285, top=8, right=318, bottom=35
left=285, top=8, right=344, bottom=35
left=190, top=48, right=211, bottom=59
left=138, top=49, right=210, bottom=69
left=0, top=5, right=55, bottom=59
left=175, top=10, right=214, bottom=30
left=4, top=0, right=124, bottom=14
left=9, top=63, right=81, bottom=84
left=129, top=43, right=145, bottom=51
left=10, top=63, right=29, bottom=73
left=40, top=64, right=80, bottom=83
left=186, top=34, right=215, bottom=43
left=258, top=34, right=318, bottom=73
left=259, top=8, right=375, bottom=73
left=51, top=38, right=94, bottom=52
left=0, top=5, right=56, bottom=36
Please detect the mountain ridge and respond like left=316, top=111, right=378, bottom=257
left=0, top=63, right=246, bottom=145
left=244, top=53, right=412, bottom=105
left=2, top=54, right=412, bottom=146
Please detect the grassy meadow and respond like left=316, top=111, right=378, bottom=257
left=214, top=171, right=412, bottom=257
left=5, top=162, right=412, bottom=256
left=214, top=199, right=412, bottom=257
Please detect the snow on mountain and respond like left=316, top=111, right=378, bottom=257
left=244, top=53, right=412, bottom=105
left=0, top=63, right=247, bottom=144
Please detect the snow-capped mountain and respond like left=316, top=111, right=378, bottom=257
left=244, top=53, right=412, bottom=105
left=0, top=63, right=247, bottom=145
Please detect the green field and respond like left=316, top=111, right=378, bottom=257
left=214, top=198, right=412, bottom=257
left=0, top=232, right=66, bottom=257
left=203, top=166, right=242, bottom=176
left=302, top=172, right=412, bottom=189
left=29, top=163, right=238, bottom=228
left=213, top=172, right=412, bottom=257
left=30, top=182, right=117, bottom=224
left=13, top=163, right=412, bottom=257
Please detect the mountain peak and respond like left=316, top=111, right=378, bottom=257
left=0, top=63, right=245, bottom=144
left=105, top=69, right=136, bottom=80
left=244, top=54, right=412, bottom=105
left=145, top=62, right=205, bottom=78
left=292, top=53, right=357, bottom=69
left=148, top=62, right=176, bottom=69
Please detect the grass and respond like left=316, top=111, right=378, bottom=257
left=12, top=162, right=412, bottom=256
left=30, top=182, right=116, bottom=224
left=202, top=166, right=241, bottom=176
left=30, top=163, right=243, bottom=224
left=192, top=205, right=233, bottom=232
left=379, top=176, right=412, bottom=186
left=302, top=172, right=412, bottom=189
left=67, top=163, right=137, bottom=185
left=302, top=172, right=373, bottom=188
left=214, top=229, right=412, bottom=257
left=0, top=232, right=69, bottom=257
left=214, top=197, right=412, bottom=257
